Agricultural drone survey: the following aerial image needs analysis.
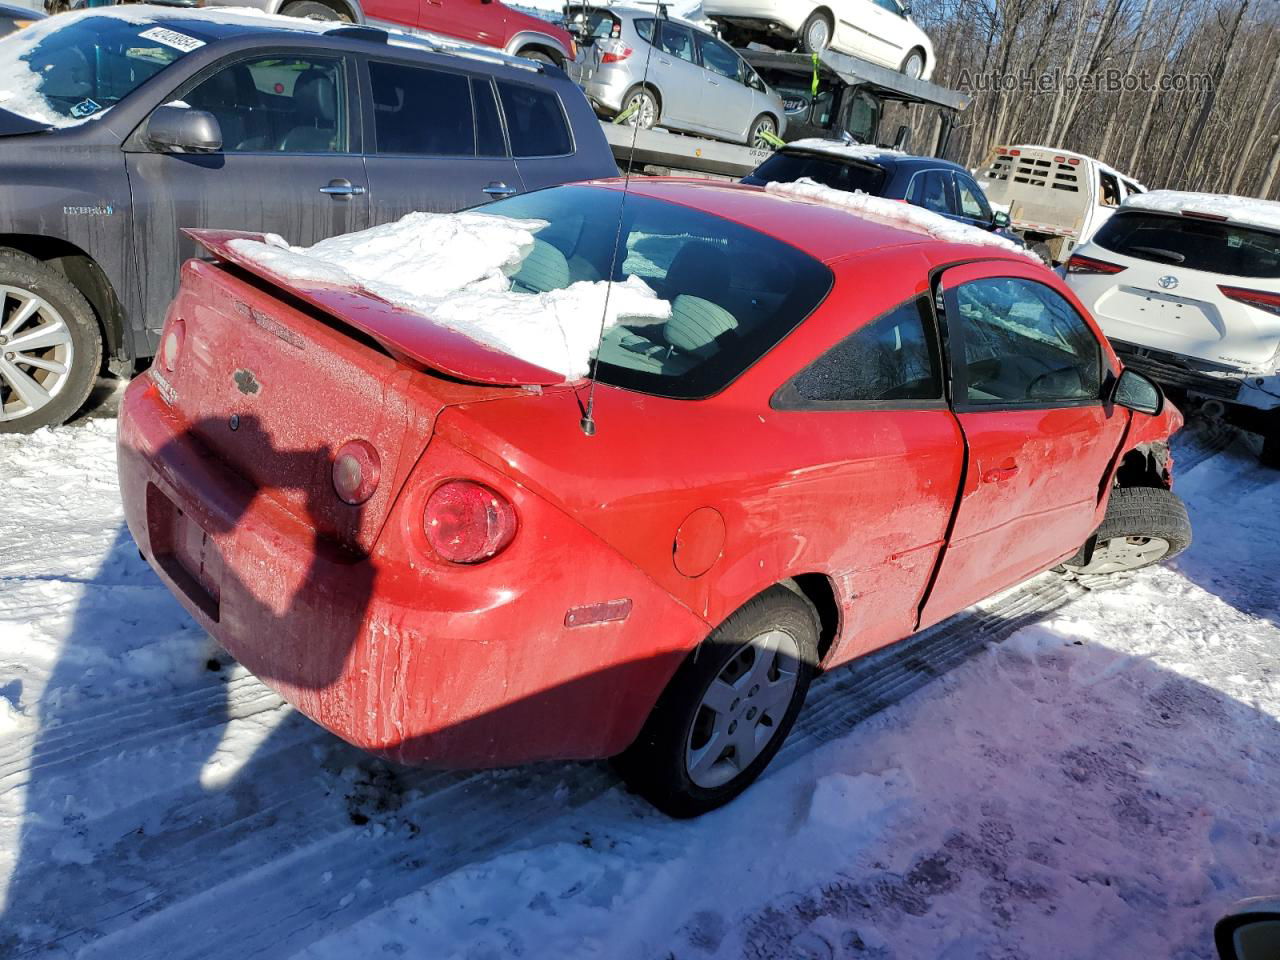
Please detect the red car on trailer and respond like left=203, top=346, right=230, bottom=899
left=117, top=180, right=1188, bottom=816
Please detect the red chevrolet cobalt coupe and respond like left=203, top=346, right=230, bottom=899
left=118, top=181, right=1188, bottom=816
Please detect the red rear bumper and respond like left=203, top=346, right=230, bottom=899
left=118, top=374, right=707, bottom=767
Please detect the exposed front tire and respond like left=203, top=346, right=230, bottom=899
left=900, top=47, right=926, bottom=79
left=0, top=253, right=101, bottom=433
left=748, top=113, right=778, bottom=148
left=799, top=10, right=833, bottom=53
left=280, top=1, right=351, bottom=21
left=1029, top=240, right=1054, bottom=266
left=620, top=84, right=660, bottom=129
left=1062, top=486, right=1192, bottom=575
left=614, top=586, right=818, bottom=818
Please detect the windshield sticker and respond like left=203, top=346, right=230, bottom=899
left=69, top=99, right=102, bottom=119
left=137, top=27, right=206, bottom=53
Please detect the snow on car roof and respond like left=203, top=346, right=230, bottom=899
left=786, top=139, right=908, bottom=163
left=1122, top=190, right=1280, bottom=234
left=226, top=212, right=670, bottom=381
left=765, top=178, right=1041, bottom=262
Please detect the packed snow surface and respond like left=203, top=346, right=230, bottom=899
left=1124, top=190, right=1280, bottom=233
left=767, top=177, right=1041, bottom=261
left=787, top=138, right=907, bottom=161
left=1, top=412, right=1278, bottom=957
left=0, top=6, right=346, bottom=127
left=227, top=213, right=670, bottom=380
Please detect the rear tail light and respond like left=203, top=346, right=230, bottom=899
left=160, top=319, right=185, bottom=372
left=1067, top=157, right=1080, bottom=165
left=1219, top=284, right=1280, bottom=318
left=1008, top=148, right=1020, bottom=156
left=424, top=480, right=517, bottom=564
left=1066, top=254, right=1126, bottom=276
left=600, top=39, right=632, bottom=63
left=332, top=440, right=380, bottom=505
left=1183, top=209, right=1229, bottom=222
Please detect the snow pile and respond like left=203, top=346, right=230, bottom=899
left=1124, top=190, right=1280, bottom=233
left=767, top=177, right=1041, bottom=261
left=227, top=212, right=670, bottom=380
left=787, top=138, right=907, bottom=162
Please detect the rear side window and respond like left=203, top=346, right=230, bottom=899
left=908, top=170, right=953, bottom=215
left=634, top=18, right=655, bottom=42
left=497, top=81, right=572, bottom=157
left=369, top=60, right=473, bottom=156
left=1093, top=211, right=1280, bottom=279
left=658, top=21, right=696, bottom=62
left=784, top=298, right=941, bottom=405
left=472, top=78, right=506, bottom=157
left=744, top=152, right=886, bottom=194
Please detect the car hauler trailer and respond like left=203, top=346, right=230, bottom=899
left=603, top=45, right=969, bottom=178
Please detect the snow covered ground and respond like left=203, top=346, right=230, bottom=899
left=1, top=414, right=1277, bottom=958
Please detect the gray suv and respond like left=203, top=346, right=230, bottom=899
left=572, top=6, right=786, bottom=147
left=0, top=8, right=615, bottom=431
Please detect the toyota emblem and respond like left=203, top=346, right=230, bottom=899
left=1158, top=275, right=1179, bottom=290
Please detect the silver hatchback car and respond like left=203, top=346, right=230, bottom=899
left=572, top=7, right=787, bottom=147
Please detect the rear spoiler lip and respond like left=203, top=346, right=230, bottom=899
left=185, top=228, right=568, bottom=388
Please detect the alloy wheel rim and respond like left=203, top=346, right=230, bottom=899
left=626, top=92, right=656, bottom=128
left=807, top=19, right=829, bottom=50
left=1077, top=535, right=1170, bottom=574
left=751, top=119, right=776, bottom=148
left=0, top=285, right=74, bottom=422
left=685, top=629, right=800, bottom=789
left=905, top=54, right=923, bottom=78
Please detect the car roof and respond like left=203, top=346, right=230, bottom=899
left=587, top=178, right=939, bottom=263
left=782, top=144, right=969, bottom=177
left=0, top=1, right=44, bottom=18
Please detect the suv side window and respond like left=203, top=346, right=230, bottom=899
left=954, top=174, right=992, bottom=222
left=472, top=77, right=507, bottom=157
left=497, top=81, right=572, bottom=157
left=696, top=33, right=741, bottom=81
left=952, top=277, right=1102, bottom=407
left=184, top=55, right=346, bottom=153
left=909, top=170, right=953, bottom=215
left=658, top=21, right=696, bottom=62
left=783, top=297, right=941, bottom=404
left=369, top=60, right=473, bottom=156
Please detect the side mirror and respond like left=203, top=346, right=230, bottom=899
left=1216, top=902, right=1280, bottom=960
left=1112, top=367, right=1164, bottom=415
left=992, top=210, right=1010, bottom=228
left=146, top=105, right=222, bottom=154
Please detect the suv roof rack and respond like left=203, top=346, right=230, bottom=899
left=326, top=25, right=389, bottom=43
left=384, top=31, right=543, bottom=72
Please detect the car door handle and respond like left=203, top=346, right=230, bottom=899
left=483, top=182, right=518, bottom=198
left=705, top=77, right=719, bottom=85
left=982, top=463, right=1020, bottom=484
left=658, top=57, right=671, bottom=65
left=319, top=179, right=366, bottom=199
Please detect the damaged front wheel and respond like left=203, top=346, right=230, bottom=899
left=1062, top=486, right=1192, bottom=576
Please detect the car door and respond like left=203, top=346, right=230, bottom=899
left=906, top=168, right=954, bottom=218
left=836, top=0, right=905, bottom=66
left=693, top=31, right=755, bottom=140
left=651, top=20, right=703, bottom=129
left=125, top=50, right=369, bottom=339
left=360, top=58, right=522, bottom=221
left=918, top=262, right=1129, bottom=629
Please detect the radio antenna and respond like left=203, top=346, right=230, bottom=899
left=579, top=0, right=662, bottom=437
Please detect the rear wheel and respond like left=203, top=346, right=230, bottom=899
left=900, top=47, right=926, bottom=79
left=0, top=253, right=100, bottom=433
left=614, top=586, right=818, bottom=817
left=748, top=113, right=778, bottom=148
left=280, top=1, right=350, bottom=21
left=799, top=10, right=833, bottom=53
left=1062, top=486, right=1191, bottom=575
left=1029, top=240, right=1054, bottom=266
left=518, top=47, right=559, bottom=67
left=620, top=85, right=660, bottom=129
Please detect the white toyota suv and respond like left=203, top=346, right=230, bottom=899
left=1066, top=190, right=1280, bottom=466
left=705, top=0, right=934, bottom=79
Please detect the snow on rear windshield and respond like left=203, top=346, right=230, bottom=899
left=766, top=178, right=1042, bottom=262
left=226, top=210, right=672, bottom=381
left=1123, top=190, right=1280, bottom=236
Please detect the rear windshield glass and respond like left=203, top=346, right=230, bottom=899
left=744, top=152, right=887, bottom=195
left=0, top=14, right=200, bottom=126
left=483, top=186, right=833, bottom=398
left=1093, top=211, right=1280, bottom=279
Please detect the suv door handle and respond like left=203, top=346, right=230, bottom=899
left=320, top=179, right=366, bottom=199
left=483, top=182, right=518, bottom=198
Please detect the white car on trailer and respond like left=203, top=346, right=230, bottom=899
left=1066, top=190, right=1280, bottom=466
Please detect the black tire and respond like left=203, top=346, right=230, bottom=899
left=900, top=46, right=926, bottom=78
left=798, top=9, right=833, bottom=53
left=280, top=1, right=350, bottom=21
left=517, top=48, right=559, bottom=67
left=1029, top=241, right=1054, bottom=266
left=0, top=253, right=101, bottom=433
left=1062, top=486, right=1191, bottom=575
left=1260, top=413, right=1280, bottom=469
left=620, top=84, right=660, bottom=129
left=614, top=586, right=818, bottom=817
left=748, top=113, right=778, bottom=148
